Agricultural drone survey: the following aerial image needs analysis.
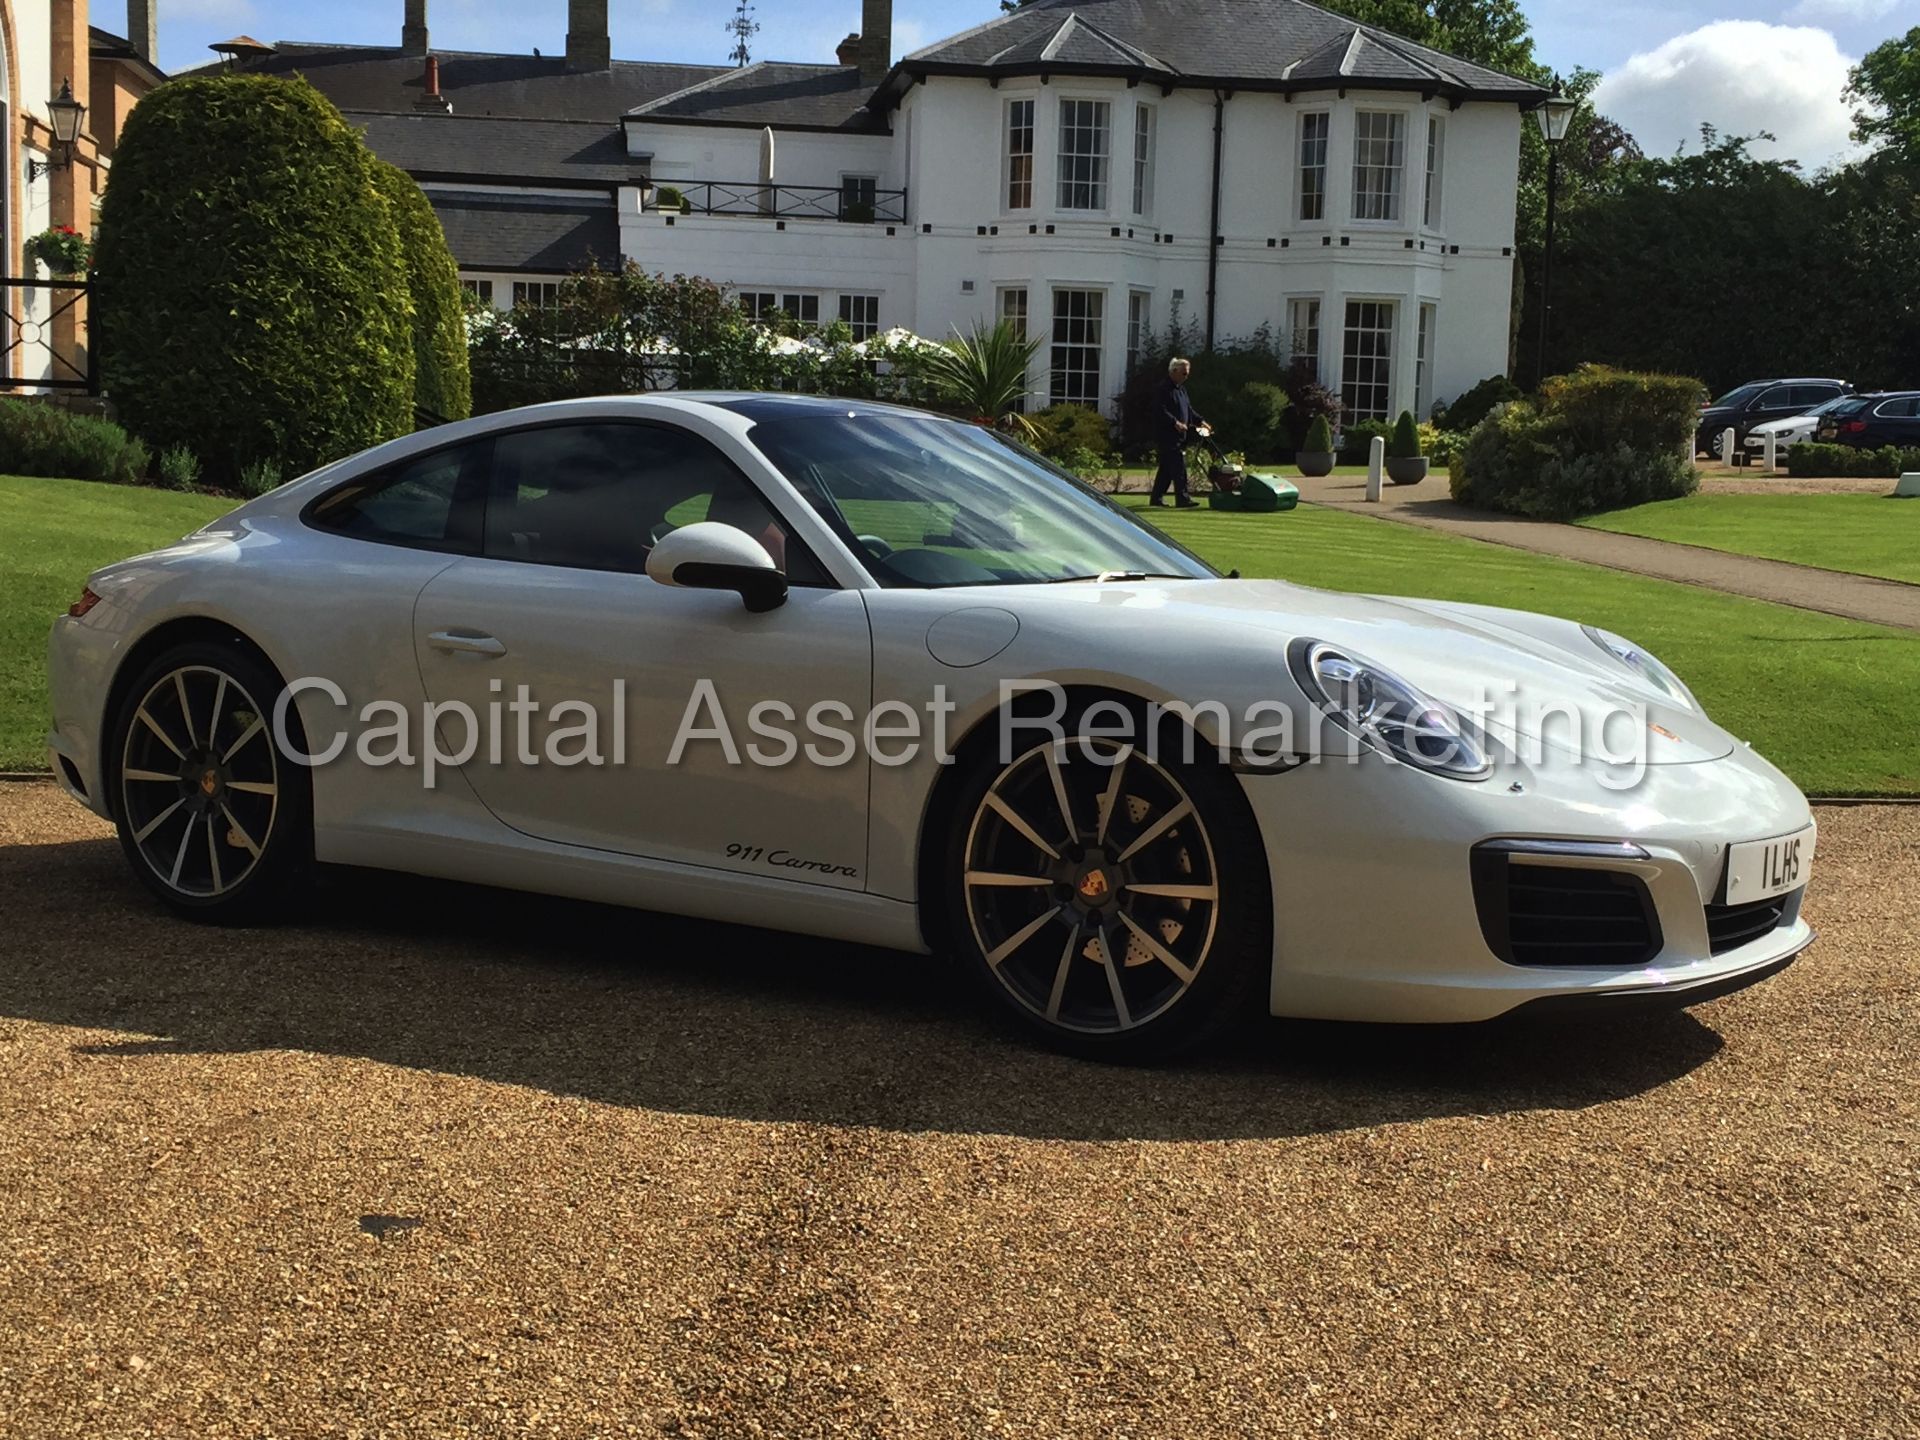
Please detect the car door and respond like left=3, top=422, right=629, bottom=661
left=411, top=418, right=875, bottom=891
left=1746, top=385, right=1797, bottom=434
left=1870, top=396, right=1920, bottom=446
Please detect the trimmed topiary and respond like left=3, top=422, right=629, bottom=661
left=1388, top=410, right=1421, bottom=459
left=371, top=159, right=472, bottom=422
left=93, top=74, right=415, bottom=488
left=1297, top=414, right=1335, bottom=477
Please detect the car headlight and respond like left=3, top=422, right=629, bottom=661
left=1287, top=639, right=1491, bottom=780
left=1582, top=625, right=1697, bottom=707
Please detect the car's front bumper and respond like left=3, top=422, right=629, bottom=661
left=1240, top=743, right=1816, bottom=1023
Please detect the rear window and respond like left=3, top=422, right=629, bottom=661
left=1827, top=397, right=1873, bottom=418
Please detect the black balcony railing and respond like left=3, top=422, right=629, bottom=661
left=0, top=276, right=98, bottom=393
left=647, top=181, right=907, bottom=225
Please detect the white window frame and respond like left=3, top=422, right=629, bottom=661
left=512, top=279, right=564, bottom=312
left=778, top=293, right=821, bottom=325
left=1415, top=303, right=1436, bottom=419
left=838, top=174, right=879, bottom=222
left=1004, top=97, right=1036, bottom=212
left=738, top=291, right=779, bottom=324
left=1056, top=97, right=1113, bottom=213
left=1297, top=111, right=1330, bottom=224
left=1049, top=285, right=1108, bottom=407
left=1340, top=297, right=1397, bottom=423
left=837, top=292, right=880, bottom=340
left=1351, top=110, right=1408, bottom=225
left=1285, top=295, right=1322, bottom=381
left=1126, top=289, right=1151, bottom=378
left=1131, top=103, right=1156, bottom=216
left=1423, top=115, right=1445, bottom=229
left=998, top=285, right=1030, bottom=340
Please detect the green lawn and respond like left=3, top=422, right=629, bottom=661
left=0, top=475, right=235, bottom=770
left=1118, top=497, right=1920, bottom=797
left=1577, top=492, right=1920, bottom=585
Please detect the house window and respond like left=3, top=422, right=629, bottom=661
left=1298, top=112, right=1329, bottom=223
left=512, top=280, right=562, bottom=311
left=779, top=293, right=821, bottom=325
left=1424, top=116, right=1444, bottom=228
left=1342, top=300, right=1395, bottom=422
left=1416, top=304, right=1436, bottom=418
left=1352, top=111, right=1406, bottom=222
left=739, top=292, right=779, bottom=323
left=1131, top=104, right=1155, bottom=215
left=1057, top=99, right=1111, bottom=211
left=462, top=278, right=495, bottom=305
left=1286, top=296, right=1321, bottom=378
left=1126, top=291, right=1150, bottom=378
left=999, top=286, right=1029, bottom=339
left=839, top=175, right=878, bottom=222
left=838, top=292, right=880, bottom=340
left=1050, top=288, right=1105, bottom=406
left=1006, top=99, right=1035, bottom=210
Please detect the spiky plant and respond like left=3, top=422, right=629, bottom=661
left=919, top=319, right=1045, bottom=436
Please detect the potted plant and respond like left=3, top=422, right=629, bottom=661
left=1296, top=414, right=1335, bottom=477
left=1386, top=410, right=1428, bottom=484
left=24, top=224, right=90, bottom=276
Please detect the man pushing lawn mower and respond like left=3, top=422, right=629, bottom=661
left=1150, top=356, right=1207, bottom=508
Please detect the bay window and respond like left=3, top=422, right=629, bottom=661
left=1341, top=300, right=1395, bottom=422
left=1057, top=99, right=1111, bottom=211
left=1352, top=111, right=1406, bottom=223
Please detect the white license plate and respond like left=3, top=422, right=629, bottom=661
left=1725, top=826, right=1815, bottom=903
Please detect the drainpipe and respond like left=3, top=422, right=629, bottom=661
left=1204, top=89, right=1226, bottom=353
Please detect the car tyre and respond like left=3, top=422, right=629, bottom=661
left=943, top=698, right=1272, bottom=1062
left=108, top=639, right=313, bottom=924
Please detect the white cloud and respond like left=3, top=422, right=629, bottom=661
left=1593, top=21, right=1863, bottom=171
left=1784, top=0, right=1895, bottom=21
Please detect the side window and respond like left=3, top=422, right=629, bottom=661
left=1754, top=386, right=1792, bottom=410
left=1876, top=397, right=1919, bottom=418
left=1800, top=385, right=1841, bottom=407
left=482, top=422, right=824, bottom=582
left=306, top=441, right=487, bottom=551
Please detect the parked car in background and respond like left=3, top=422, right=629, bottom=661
left=1816, top=392, right=1920, bottom=450
left=1697, top=378, right=1851, bottom=460
left=1741, top=395, right=1854, bottom=461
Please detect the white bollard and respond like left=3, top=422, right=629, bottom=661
left=1366, top=435, right=1384, bottom=501
left=1764, top=432, right=1778, bottom=475
left=1720, top=428, right=1737, bottom=465
left=1895, top=473, right=1920, bottom=498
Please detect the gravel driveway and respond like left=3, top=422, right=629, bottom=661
left=1, top=783, right=1915, bottom=1438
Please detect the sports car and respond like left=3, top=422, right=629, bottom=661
left=46, top=395, right=1817, bottom=1058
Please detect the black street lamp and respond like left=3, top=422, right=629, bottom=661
left=1532, top=77, right=1578, bottom=387
left=27, top=78, right=87, bottom=182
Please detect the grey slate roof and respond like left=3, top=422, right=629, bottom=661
left=230, top=43, right=725, bottom=121
left=347, top=111, right=640, bottom=187
left=429, top=191, right=620, bottom=273
left=894, top=0, right=1544, bottom=102
left=625, top=62, right=888, bottom=133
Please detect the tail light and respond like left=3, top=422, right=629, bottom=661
left=68, top=586, right=102, bottom=618
left=1843, top=420, right=1868, bottom=434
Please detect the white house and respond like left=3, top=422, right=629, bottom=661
left=232, top=0, right=1545, bottom=422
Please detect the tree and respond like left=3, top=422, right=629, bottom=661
left=371, top=160, right=473, bottom=422
left=94, top=75, right=414, bottom=485
left=1848, top=27, right=1920, bottom=162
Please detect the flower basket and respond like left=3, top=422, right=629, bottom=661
left=25, top=225, right=91, bottom=276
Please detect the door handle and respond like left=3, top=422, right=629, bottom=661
left=427, top=630, right=506, bottom=658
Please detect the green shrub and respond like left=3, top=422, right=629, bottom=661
left=1436, top=374, right=1523, bottom=433
left=93, top=74, right=415, bottom=490
left=1421, top=423, right=1467, bottom=468
left=0, top=398, right=150, bottom=484
left=372, top=159, right=471, bottom=422
left=1786, top=442, right=1920, bottom=478
left=1027, top=403, right=1114, bottom=462
left=1452, top=377, right=1700, bottom=521
left=654, top=184, right=688, bottom=213
left=1389, top=410, right=1420, bottom=459
left=1211, top=381, right=1291, bottom=459
left=1301, top=415, right=1334, bottom=454
left=237, top=457, right=284, bottom=497
left=156, top=443, right=201, bottom=490
left=1339, top=418, right=1393, bottom=462
left=1538, top=365, right=1706, bottom=455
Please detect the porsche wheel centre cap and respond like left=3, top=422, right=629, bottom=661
left=1075, top=865, right=1115, bottom=904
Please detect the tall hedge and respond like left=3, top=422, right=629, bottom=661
left=93, top=75, right=414, bottom=486
left=371, top=159, right=471, bottom=422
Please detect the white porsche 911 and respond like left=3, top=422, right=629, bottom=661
left=46, top=395, right=1816, bottom=1058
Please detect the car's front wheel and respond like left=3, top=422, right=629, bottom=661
left=109, top=640, right=312, bottom=922
left=944, top=707, right=1271, bottom=1060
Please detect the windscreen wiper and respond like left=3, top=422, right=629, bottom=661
left=1044, top=571, right=1197, bottom=584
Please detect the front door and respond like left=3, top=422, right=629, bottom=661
left=412, top=419, right=874, bottom=891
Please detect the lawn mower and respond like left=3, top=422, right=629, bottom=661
left=1190, top=432, right=1300, bottom=513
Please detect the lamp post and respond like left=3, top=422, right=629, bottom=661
left=1532, top=76, right=1578, bottom=387
left=26, top=78, right=87, bottom=182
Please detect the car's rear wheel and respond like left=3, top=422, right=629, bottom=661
left=110, top=641, right=312, bottom=922
left=945, top=705, right=1271, bottom=1061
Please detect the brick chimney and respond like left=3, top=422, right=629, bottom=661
left=856, top=0, right=892, bottom=84
left=566, top=0, right=611, bottom=70
left=414, top=54, right=452, bottom=112
left=128, top=0, right=158, bottom=63
left=836, top=33, right=861, bottom=67
left=402, top=0, right=428, bottom=56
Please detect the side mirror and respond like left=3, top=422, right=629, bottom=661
left=646, top=521, right=788, bottom=613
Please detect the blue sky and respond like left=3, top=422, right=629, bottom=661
left=156, top=0, right=1919, bottom=167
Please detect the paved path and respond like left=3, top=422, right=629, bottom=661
left=1291, top=472, right=1920, bottom=632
